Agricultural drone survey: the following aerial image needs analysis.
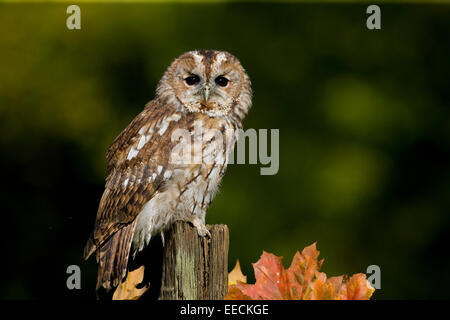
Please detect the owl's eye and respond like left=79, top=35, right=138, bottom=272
left=184, top=75, right=200, bottom=86
left=215, top=76, right=229, bottom=87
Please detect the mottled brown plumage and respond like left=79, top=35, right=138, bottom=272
left=84, top=50, right=252, bottom=291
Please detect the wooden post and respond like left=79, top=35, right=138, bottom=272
left=159, top=221, right=229, bottom=300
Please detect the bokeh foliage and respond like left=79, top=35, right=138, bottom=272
left=0, top=3, right=449, bottom=299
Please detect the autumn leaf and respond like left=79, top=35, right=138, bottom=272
left=226, top=243, right=375, bottom=300
left=225, top=285, right=252, bottom=300
left=287, top=243, right=324, bottom=299
left=306, top=272, right=345, bottom=300
left=231, top=251, right=290, bottom=299
left=340, top=273, right=375, bottom=300
left=228, top=260, right=247, bottom=286
left=112, top=265, right=149, bottom=300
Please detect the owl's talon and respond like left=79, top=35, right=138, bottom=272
left=197, top=227, right=211, bottom=239
left=184, top=216, right=210, bottom=239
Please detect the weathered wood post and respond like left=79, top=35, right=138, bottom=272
left=159, top=221, right=229, bottom=299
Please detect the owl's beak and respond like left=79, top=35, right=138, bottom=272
left=203, top=86, right=210, bottom=102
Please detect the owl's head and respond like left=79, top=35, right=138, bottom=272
left=157, top=50, right=252, bottom=121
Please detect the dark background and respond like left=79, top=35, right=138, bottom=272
left=0, top=3, right=449, bottom=299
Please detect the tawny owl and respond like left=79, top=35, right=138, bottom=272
left=83, top=50, right=252, bottom=291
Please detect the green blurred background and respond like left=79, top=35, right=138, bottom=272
left=0, top=2, right=449, bottom=299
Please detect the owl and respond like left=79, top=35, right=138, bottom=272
left=83, top=50, right=252, bottom=291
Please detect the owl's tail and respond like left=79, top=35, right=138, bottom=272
left=92, top=220, right=138, bottom=291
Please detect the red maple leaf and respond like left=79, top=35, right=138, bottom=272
left=226, top=243, right=375, bottom=300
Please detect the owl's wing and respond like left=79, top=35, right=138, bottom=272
left=86, top=162, right=163, bottom=290
left=84, top=162, right=162, bottom=260
left=106, top=101, right=158, bottom=171
left=85, top=100, right=180, bottom=256
left=83, top=101, right=184, bottom=290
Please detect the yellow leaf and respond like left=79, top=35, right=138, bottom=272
left=228, top=260, right=247, bottom=286
left=112, top=266, right=149, bottom=300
